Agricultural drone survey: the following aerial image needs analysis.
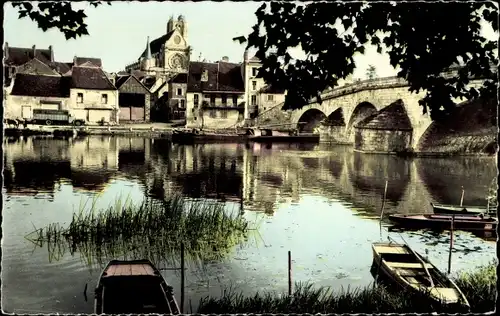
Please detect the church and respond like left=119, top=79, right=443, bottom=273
left=121, top=15, right=286, bottom=128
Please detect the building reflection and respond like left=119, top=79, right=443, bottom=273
left=2, top=136, right=496, bottom=217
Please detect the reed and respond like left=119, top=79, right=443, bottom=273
left=25, top=194, right=250, bottom=269
left=197, top=264, right=496, bottom=313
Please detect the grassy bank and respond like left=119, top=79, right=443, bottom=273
left=25, top=195, right=250, bottom=267
left=197, top=263, right=496, bottom=313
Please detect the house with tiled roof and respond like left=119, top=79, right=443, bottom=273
left=5, top=74, right=72, bottom=120
left=185, top=59, right=246, bottom=128
left=3, top=43, right=55, bottom=86
left=69, top=65, right=119, bottom=124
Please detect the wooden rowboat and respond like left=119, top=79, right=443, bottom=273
left=388, top=213, right=497, bottom=232
left=431, top=202, right=497, bottom=215
left=94, top=259, right=180, bottom=314
left=372, top=242, right=469, bottom=307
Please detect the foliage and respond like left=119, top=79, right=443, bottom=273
left=198, top=264, right=496, bottom=313
left=366, top=64, right=377, bottom=80
left=241, top=2, right=498, bottom=121
left=11, top=1, right=111, bottom=39
left=25, top=195, right=250, bottom=269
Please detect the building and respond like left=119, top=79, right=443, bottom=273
left=114, top=74, right=152, bottom=122
left=185, top=60, right=245, bottom=128
left=69, top=65, right=119, bottom=124
left=6, top=74, right=71, bottom=120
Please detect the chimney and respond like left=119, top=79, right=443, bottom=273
left=32, top=45, right=36, bottom=59
left=243, top=49, right=249, bottom=62
left=221, top=56, right=229, bottom=62
left=73, top=55, right=77, bottom=65
left=49, top=45, right=54, bottom=62
left=4, top=42, right=8, bottom=60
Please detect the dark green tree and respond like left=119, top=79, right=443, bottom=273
left=11, top=1, right=111, bottom=40
left=366, top=64, right=377, bottom=80
left=236, top=2, right=498, bottom=121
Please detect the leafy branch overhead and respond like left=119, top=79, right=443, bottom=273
left=241, top=2, right=498, bottom=121
left=11, top=1, right=111, bottom=40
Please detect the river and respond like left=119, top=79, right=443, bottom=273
left=1, top=135, right=497, bottom=313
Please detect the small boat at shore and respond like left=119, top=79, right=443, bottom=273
left=431, top=202, right=497, bottom=215
left=94, top=259, right=180, bottom=314
left=372, top=242, right=469, bottom=308
left=247, top=127, right=320, bottom=143
left=388, top=213, right=497, bottom=232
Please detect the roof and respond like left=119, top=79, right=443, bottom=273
left=142, top=76, right=157, bottom=89
left=115, top=74, right=151, bottom=92
left=5, top=47, right=52, bottom=66
left=357, top=100, right=413, bottom=131
left=140, top=31, right=175, bottom=58
left=11, top=74, right=71, bottom=98
left=48, top=61, right=72, bottom=75
left=71, top=66, right=116, bottom=90
left=169, top=73, right=187, bottom=84
left=187, top=61, right=244, bottom=93
left=74, top=57, right=102, bottom=68
left=115, top=75, right=130, bottom=88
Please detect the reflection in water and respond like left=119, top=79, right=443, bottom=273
left=2, top=135, right=496, bottom=314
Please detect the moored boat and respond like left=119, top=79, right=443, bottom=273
left=372, top=242, right=469, bottom=308
left=431, top=202, right=497, bottom=215
left=94, top=259, right=180, bottom=314
left=388, top=213, right=497, bottom=232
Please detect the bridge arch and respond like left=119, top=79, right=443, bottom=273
left=325, top=107, right=346, bottom=126
left=346, top=102, right=378, bottom=142
left=297, top=109, right=326, bottom=132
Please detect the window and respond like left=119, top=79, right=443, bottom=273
left=180, top=99, right=185, bottom=108
left=210, top=95, right=216, bottom=106
left=210, top=109, right=216, bottom=118
left=251, top=95, right=257, bottom=105
left=102, top=94, right=108, bottom=104
left=77, top=93, right=83, bottom=103
left=221, top=94, right=227, bottom=105
left=232, top=95, right=238, bottom=106
left=267, top=94, right=274, bottom=101
left=252, top=81, right=257, bottom=91
left=221, top=110, right=228, bottom=118
left=194, top=94, right=199, bottom=106
left=252, top=67, right=258, bottom=77
left=177, top=88, right=182, bottom=96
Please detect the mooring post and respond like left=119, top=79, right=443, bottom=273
left=288, top=250, right=292, bottom=296
left=181, top=242, right=185, bottom=313
left=460, top=186, right=465, bottom=207
left=447, top=215, right=455, bottom=274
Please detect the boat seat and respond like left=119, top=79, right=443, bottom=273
left=386, top=262, right=434, bottom=269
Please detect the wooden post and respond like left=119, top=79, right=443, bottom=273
left=448, top=215, right=455, bottom=274
left=181, top=242, right=185, bottom=313
left=379, top=180, right=389, bottom=221
left=288, top=250, right=292, bottom=296
left=460, top=186, right=465, bottom=207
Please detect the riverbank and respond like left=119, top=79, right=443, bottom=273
left=197, top=263, right=496, bottom=313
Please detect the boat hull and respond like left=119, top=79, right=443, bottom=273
left=94, top=259, right=180, bottom=314
left=388, top=214, right=497, bottom=232
left=249, top=134, right=320, bottom=143
left=431, top=203, right=497, bottom=215
left=371, top=242, right=469, bottom=308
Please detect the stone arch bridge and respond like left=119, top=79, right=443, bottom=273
left=255, top=75, right=487, bottom=150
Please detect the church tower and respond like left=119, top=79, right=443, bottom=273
left=140, top=36, right=153, bottom=72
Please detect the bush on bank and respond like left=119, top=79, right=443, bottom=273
left=197, top=264, right=496, bottom=313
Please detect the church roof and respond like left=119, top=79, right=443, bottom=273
left=187, top=61, right=244, bottom=93
left=140, top=31, right=175, bottom=58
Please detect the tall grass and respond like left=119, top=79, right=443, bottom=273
left=197, top=264, right=497, bottom=313
left=25, top=194, right=250, bottom=269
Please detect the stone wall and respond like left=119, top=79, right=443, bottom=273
left=354, top=127, right=412, bottom=153
left=317, top=125, right=350, bottom=143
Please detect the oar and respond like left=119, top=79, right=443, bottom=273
left=399, top=234, right=435, bottom=288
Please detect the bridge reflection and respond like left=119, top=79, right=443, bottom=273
left=3, top=136, right=496, bottom=216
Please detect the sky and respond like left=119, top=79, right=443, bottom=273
left=4, top=1, right=498, bottom=79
